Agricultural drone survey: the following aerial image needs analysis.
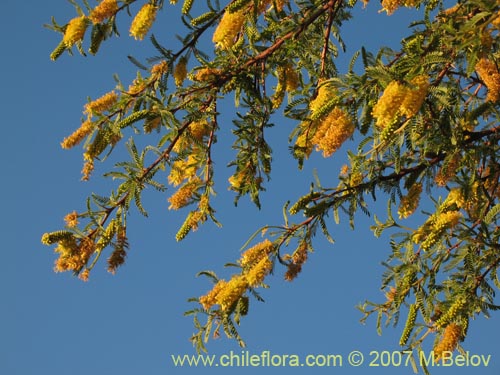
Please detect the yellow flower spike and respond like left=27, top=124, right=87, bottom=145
left=84, top=91, right=118, bottom=116
left=309, top=82, right=335, bottom=120
left=199, top=280, right=227, bottom=310
left=212, top=9, right=246, bottom=49
left=89, top=0, right=119, bottom=24
left=435, top=297, right=466, bottom=328
left=168, top=178, right=201, bottom=210
left=400, top=75, right=429, bottom=118
left=215, top=275, right=248, bottom=311
left=398, top=183, right=422, bottom=219
left=61, top=119, right=94, bottom=149
left=433, top=323, right=462, bottom=361
left=151, top=60, right=169, bottom=77
left=130, top=3, right=157, bottom=40
left=63, top=16, right=89, bottom=47
left=475, top=58, right=500, bottom=102
left=189, top=120, right=210, bottom=140
left=372, top=80, right=407, bottom=128
left=245, top=255, right=272, bottom=287
left=240, top=239, right=274, bottom=268
left=168, top=156, right=198, bottom=186
left=311, top=107, right=355, bottom=157
left=443, top=188, right=465, bottom=209
left=380, top=0, right=401, bottom=15
left=399, top=304, right=418, bottom=346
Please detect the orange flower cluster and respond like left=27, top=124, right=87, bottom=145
left=89, top=0, right=119, bottom=24
left=53, top=237, right=95, bottom=279
left=130, top=3, right=157, bottom=40
left=240, top=239, right=274, bottom=268
left=168, top=155, right=198, bottom=186
left=199, top=240, right=274, bottom=311
left=372, top=81, right=406, bottom=127
left=150, top=60, right=169, bottom=78
left=63, top=16, right=88, bottom=47
left=64, top=211, right=79, bottom=228
left=380, top=0, right=420, bottom=15
left=433, top=323, right=462, bottom=361
left=84, top=91, right=118, bottom=116
left=398, top=183, right=422, bottom=219
left=61, top=119, right=94, bottom=149
left=284, top=242, right=308, bottom=281
left=311, top=107, right=355, bottom=157
left=372, top=75, right=429, bottom=129
left=168, top=178, right=201, bottom=210
left=212, top=9, right=246, bottom=49
left=309, top=82, right=335, bottom=119
left=475, top=58, right=500, bottom=102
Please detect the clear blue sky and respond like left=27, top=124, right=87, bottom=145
left=2, top=1, right=499, bottom=374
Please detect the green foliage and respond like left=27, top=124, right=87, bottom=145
left=44, top=0, right=500, bottom=368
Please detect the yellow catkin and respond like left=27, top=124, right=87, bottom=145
left=398, top=183, right=422, bottom=219
left=435, top=297, right=466, bottom=328
left=199, top=280, right=227, bottom=310
left=240, top=239, right=274, bottom=268
left=311, top=108, right=355, bottom=157
left=168, top=156, right=198, bottom=186
left=284, top=242, right=308, bottom=281
left=192, top=67, right=221, bottom=82
left=84, top=91, right=118, bottom=116
left=372, top=80, right=407, bottom=128
left=190, top=120, right=210, bottom=139
left=64, top=211, right=79, bottom=228
left=151, top=60, right=168, bottom=77
left=130, top=3, right=157, bottom=40
left=212, top=9, right=246, bottom=49
left=380, top=0, right=419, bottom=14
left=82, top=153, right=94, bottom=181
left=168, top=179, right=200, bottom=210
left=215, top=275, right=248, bottom=311
left=127, top=78, right=147, bottom=96
left=63, top=16, right=88, bottom=47
left=380, top=0, right=402, bottom=15
left=400, top=75, right=429, bottom=118
left=61, top=119, right=94, bottom=149
left=174, top=57, right=188, bottom=87
left=433, top=211, right=462, bottom=231
left=245, top=255, right=272, bottom=287
left=475, top=58, right=500, bottom=102
left=89, top=0, right=119, bottom=24
left=443, top=188, right=465, bottom=210
left=433, top=323, right=462, bottom=361
left=309, top=82, right=335, bottom=118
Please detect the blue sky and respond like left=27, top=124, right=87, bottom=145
left=2, top=1, right=499, bottom=374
